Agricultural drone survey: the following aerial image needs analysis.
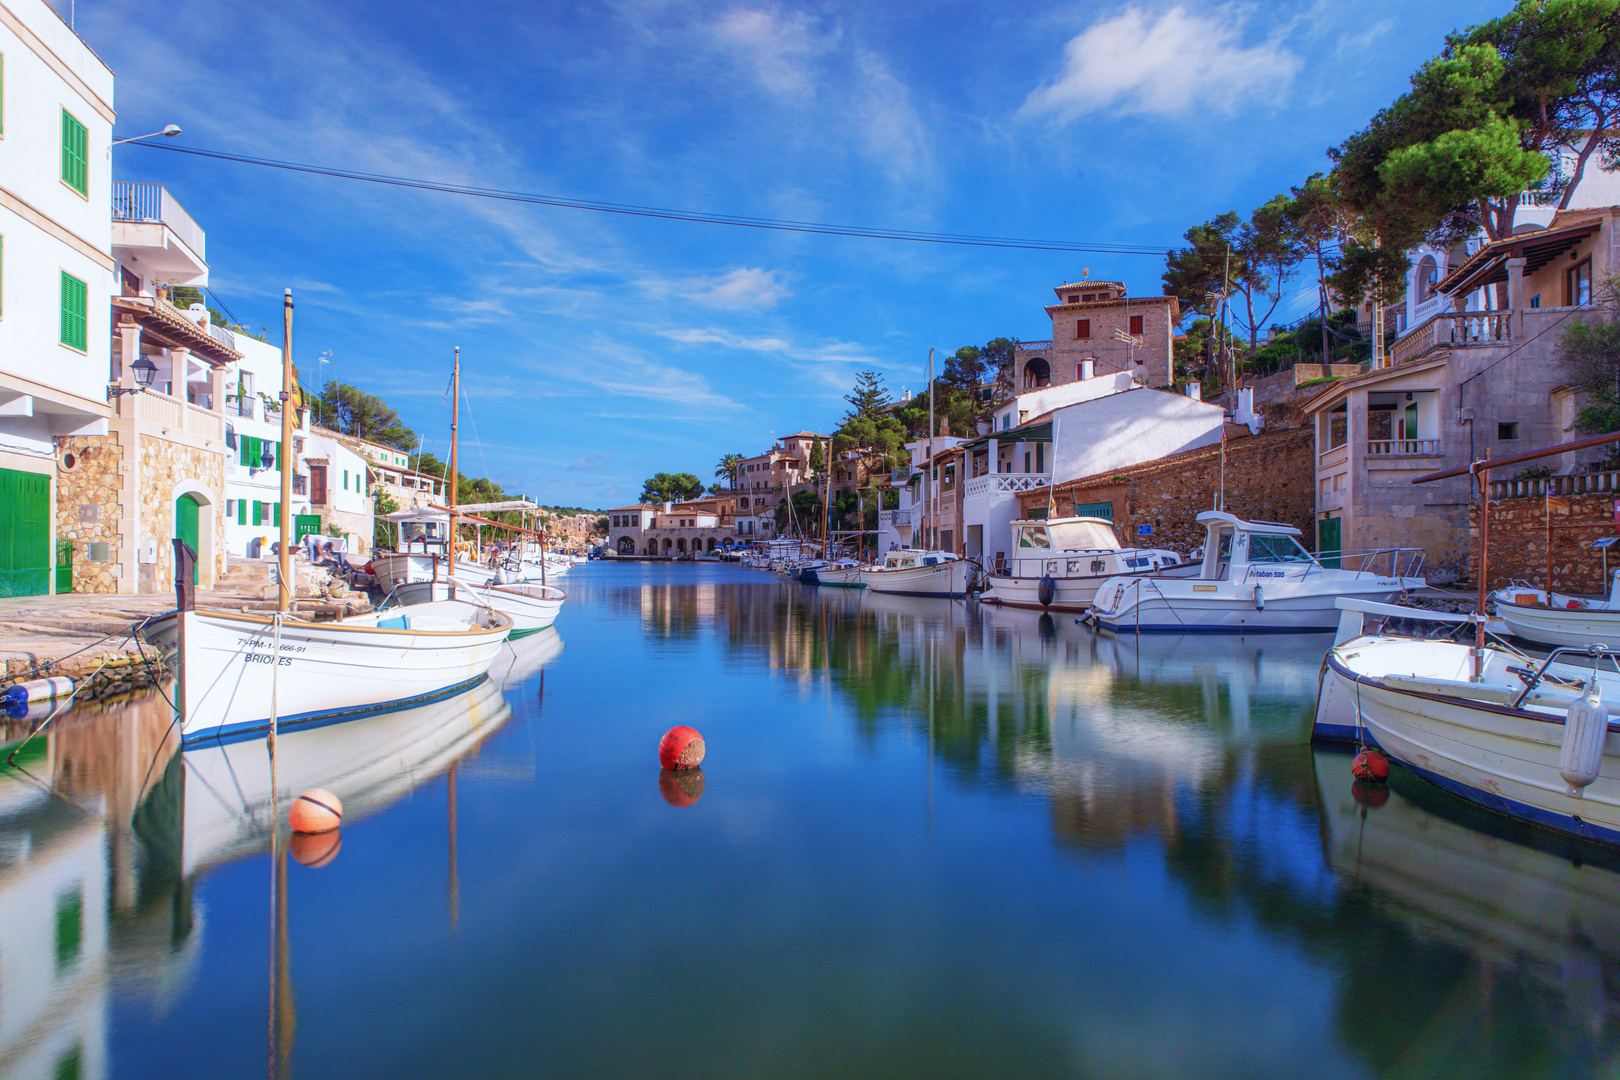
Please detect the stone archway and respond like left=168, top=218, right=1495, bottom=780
left=1022, top=357, right=1050, bottom=390
left=617, top=536, right=634, bottom=554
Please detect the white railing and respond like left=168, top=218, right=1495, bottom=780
left=879, top=509, right=911, bottom=525
left=1366, top=439, right=1440, bottom=456
left=185, top=402, right=222, bottom=442
left=965, top=473, right=1051, bottom=498
left=111, top=182, right=206, bottom=259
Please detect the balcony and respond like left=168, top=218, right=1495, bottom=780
left=1489, top=470, right=1620, bottom=499
left=114, top=388, right=222, bottom=444
left=1366, top=439, right=1440, bottom=457
left=111, top=182, right=208, bottom=284
left=879, top=509, right=911, bottom=526
left=226, top=396, right=256, bottom=419
left=1390, top=311, right=1512, bottom=366
left=963, top=472, right=1051, bottom=499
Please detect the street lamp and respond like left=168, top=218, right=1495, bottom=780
left=109, top=356, right=158, bottom=399
left=112, top=124, right=182, bottom=146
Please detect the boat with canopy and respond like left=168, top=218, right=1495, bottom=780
left=980, top=516, right=1185, bottom=612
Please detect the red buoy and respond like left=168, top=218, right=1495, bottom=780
left=1351, top=749, right=1391, bottom=783
left=659, top=768, right=706, bottom=807
left=288, top=788, right=344, bottom=834
left=1351, top=779, right=1390, bottom=809
left=289, top=829, right=343, bottom=867
left=658, top=726, right=706, bottom=770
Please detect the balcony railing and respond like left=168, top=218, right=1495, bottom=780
left=1390, top=311, right=1513, bottom=366
left=1366, top=439, right=1440, bottom=457
left=1489, top=470, right=1620, bottom=499
left=115, top=389, right=221, bottom=442
left=226, top=396, right=255, bottom=419
left=111, top=181, right=206, bottom=259
left=880, top=509, right=911, bottom=526
left=964, top=472, right=1052, bottom=498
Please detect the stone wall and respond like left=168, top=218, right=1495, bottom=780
left=318, top=506, right=373, bottom=553
left=1019, top=427, right=1316, bottom=554
left=1468, top=491, right=1620, bottom=594
left=138, top=439, right=226, bottom=593
left=56, top=434, right=125, bottom=594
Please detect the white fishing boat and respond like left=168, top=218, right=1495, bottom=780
left=371, top=507, right=502, bottom=589
left=393, top=577, right=566, bottom=637
left=1315, top=597, right=1620, bottom=846
left=860, top=549, right=972, bottom=598
left=981, top=517, right=1187, bottom=612
left=1089, top=512, right=1423, bottom=633
left=1493, top=573, right=1620, bottom=648
left=142, top=596, right=514, bottom=746
left=801, top=558, right=865, bottom=587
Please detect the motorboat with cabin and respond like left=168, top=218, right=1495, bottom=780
left=1088, top=511, right=1423, bottom=632
left=860, top=549, right=972, bottom=598
left=980, top=516, right=1187, bottom=612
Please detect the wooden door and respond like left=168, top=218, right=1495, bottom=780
left=310, top=465, right=327, bottom=505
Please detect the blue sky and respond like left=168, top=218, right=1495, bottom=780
left=80, top=0, right=1501, bottom=508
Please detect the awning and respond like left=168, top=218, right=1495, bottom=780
left=112, top=295, right=242, bottom=364
left=1439, top=219, right=1603, bottom=296
left=960, top=420, right=1054, bottom=453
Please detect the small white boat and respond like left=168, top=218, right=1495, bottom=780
left=1316, top=598, right=1620, bottom=846
left=1089, top=512, right=1423, bottom=633
left=141, top=599, right=513, bottom=746
left=861, top=549, right=971, bottom=598
left=394, top=577, right=566, bottom=637
left=1493, top=573, right=1620, bottom=648
left=802, top=559, right=865, bottom=587
left=981, top=517, right=1187, bottom=612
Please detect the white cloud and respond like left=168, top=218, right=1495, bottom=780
left=712, top=9, right=823, bottom=99
left=568, top=453, right=614, bottom=472
left=640, top=267, right=792, bottom=309
left=1020, top=6, right=1301, bottom=123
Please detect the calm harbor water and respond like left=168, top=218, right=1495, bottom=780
left=5, top=561, right=1620, bottom=1078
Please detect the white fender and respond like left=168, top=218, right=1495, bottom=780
left=1560, top=679, right=1608, bottom=798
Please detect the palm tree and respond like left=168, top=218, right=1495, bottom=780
left=715, top=452, right=745, bottom=490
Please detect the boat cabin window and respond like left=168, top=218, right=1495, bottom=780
left=1017, top=526, right=1051, bottom=549
left=1046, top=520, right=1119, bottom=551
left=1247, top=533, right=1312, bottom=563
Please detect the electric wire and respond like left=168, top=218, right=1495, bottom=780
left=132, top=142, right=1170, bottom=255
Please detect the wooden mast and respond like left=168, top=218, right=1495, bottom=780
left=278, top=289, right=294, bottom=613
left=926, top=347, right=934, bottom=551
left=449, top=347, right=460, bottom=590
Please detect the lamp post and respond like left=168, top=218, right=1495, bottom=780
left=108, top=356, right=157, bottom=399
left=111, top=124, right=182, bottom=146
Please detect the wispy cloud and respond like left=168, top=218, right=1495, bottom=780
left=639, top=267, right=793, bottom=309
left=712, top=8, right=824, bottom=99
left=1020, top=6, right=1301, bottom=123
left=568, top=453, right=614, bottom=472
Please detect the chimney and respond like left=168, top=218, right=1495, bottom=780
left=939, top=416, right=949, bottom=437
left=1185, top=382, right=1202, bottom=401
left=1080, top=359, right=1094, bottom=381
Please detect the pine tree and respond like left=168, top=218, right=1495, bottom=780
left=843, top=370, right=889, bottom=421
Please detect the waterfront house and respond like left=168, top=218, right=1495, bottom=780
left=0, top=0, right=116, bottom=597
left=222, top=334, right=304, bottom=560
left=1305, top=205, right=1620, bottom=573
left=302, top=427, right=375, bottom=551
left=332, top=431, right=443, bottom=510
left=1012, top=279, right=1179, bottom=394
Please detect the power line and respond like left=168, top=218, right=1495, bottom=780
left=133, top=142, right=1172, bottom=255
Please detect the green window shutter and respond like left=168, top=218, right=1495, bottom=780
left=276, top=441, right=283, bottom=470
left=252, top=501, right=262, bottom=526
left=238, top=500, right=246, bottom=525
left=60, top=109, right=87, bottom=196
left=59, top=272, right=86, bottom=351
left=273, top=503, right=281, bottom=526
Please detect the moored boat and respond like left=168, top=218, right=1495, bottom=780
left=980, top=516, right=1187, bottom=612
left=394, top=577, right=566, bottom=637
left=1089, top=511, right=1423, bottom=633
left=1493, top=573, right=1620, bottom=648
left=860, top=549, right=972, bottom=598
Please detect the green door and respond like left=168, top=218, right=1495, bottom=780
left=55, top=539, right=73, bottom=594
left=0, top=468, right=51, bottom=597
left=1317, top=516, right=1341, bottom=570
left=175, top=494, right=200, bottom=583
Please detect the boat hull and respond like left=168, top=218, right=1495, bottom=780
left=1092, top=578, right=1407, bottom=633
left=861, top=559, right=970, bottom=598
left=395, top=580, right=566, bottom=636
left=142, top=603, right=512, bottom=745
left=983, top=572, right=1142, bottom=611
left=1316, top=644, right=1620, bottom=846
left=1497, top=602, right=1620, bottom=649
left=806, top=565, right=865, bottom=588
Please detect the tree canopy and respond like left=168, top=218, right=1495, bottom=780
left=715, top=453, right=745, bottom=489
left=641, top=472, right=704, bottom=504
left=315, top=382, right=419, bottom=451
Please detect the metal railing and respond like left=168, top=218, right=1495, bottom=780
left=111, top=182, right=207, bottom=258
left=1367, top=438, right=1440, bottom=456
left=879, top=509, right=911, bottom=525
left=1307, top=546, right=1427, bottom=580
left=1490, top=470, right=1620, bottom=499
left=226, top=396, right=255, bottom=419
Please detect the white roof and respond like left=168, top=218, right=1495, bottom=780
left=1195, top=511, right=1301, bottom=536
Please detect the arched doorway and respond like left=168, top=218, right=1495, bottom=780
left=617, top=536, right=634, bottom=555
left=175, top=493, right=201, bottom=583
left=707, top=537, right=716, bottom=552
left=663, top=538, right=673, bottom=553
left=1022, top=358, right=1050, bottom=389
left=676, top=537, right=686, bottom=553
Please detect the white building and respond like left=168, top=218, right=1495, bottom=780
left=0, top=0, right=115, bottom=597
left=223, top=334, right=305, bottom=558
left=302, top=427, right=374, bottom=550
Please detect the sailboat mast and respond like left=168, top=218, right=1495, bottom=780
left=278, top=290, right=294, bottom=613
left=448, top=347, right=460, bottom=570
left=927, top=347, right=934, bottom=551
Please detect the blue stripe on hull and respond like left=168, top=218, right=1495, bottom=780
left=181, top=674, right=491, bottom=749
left=868, top=590, right=967, bottom=598
left=1094, top=620, right=1334, bottom=634
left=1309, top=720, right=1361, bottom=744
left=1362, top=728, right=1620, bottom=847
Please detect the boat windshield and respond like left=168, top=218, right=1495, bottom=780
left=1016, top=526, right=1050, bottom=549
left=1248, top=533, right=1313, bottom=563
left=1047, top=520, right=1119, bottom=551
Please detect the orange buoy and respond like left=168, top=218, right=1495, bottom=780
left=659, top=767, right=706, bottom=807
left=289, top=829, right=343, bottom=867
left=289, top=788, right=344, bottom=834
left=1351, top=749, right=1391, bottom=783
left=658, top=726, right=706, bottom=770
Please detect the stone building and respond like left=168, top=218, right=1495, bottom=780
left=1306, top=206, right=1620, bottom=574
left=1012, top=279, right=1179, bottom=396
left=606, top=498, right=741, bottom=556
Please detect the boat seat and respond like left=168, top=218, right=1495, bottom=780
left=1379, top=674, right=1519, bottom=704
left=377, top=615, right=410, bottom=630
